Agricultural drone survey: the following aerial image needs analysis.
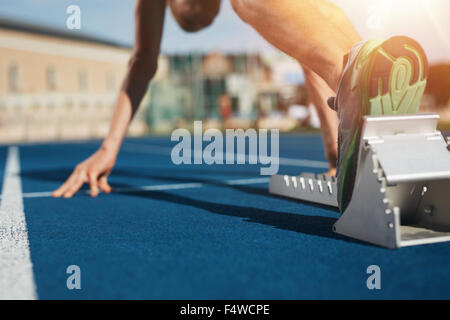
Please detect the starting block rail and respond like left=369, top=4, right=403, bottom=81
left=270, top=113, right=450, bottom=249
left=270, top=173, right=338, bottom=207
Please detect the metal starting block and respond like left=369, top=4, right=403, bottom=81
left=270, top=113, right=450, bottom=249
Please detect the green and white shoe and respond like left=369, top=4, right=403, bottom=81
left=330, top=36, right=429, bottom=212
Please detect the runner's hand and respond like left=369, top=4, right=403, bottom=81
left=52, top=148, right=116, bottom=198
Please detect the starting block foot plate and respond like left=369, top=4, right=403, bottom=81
left=270, top=113, right=450, bottom=248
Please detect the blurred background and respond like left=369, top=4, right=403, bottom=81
left=0, top=0, right=448, bottom=143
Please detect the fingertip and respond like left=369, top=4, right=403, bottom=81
left=90, top=187, right=99, bottom=197
left=52, top=187, right=64, bottom=198
left=101, top=185, right=112, bottom=194
left=99, top=178, right=112, bottom=194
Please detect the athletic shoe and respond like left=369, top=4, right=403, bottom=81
left=329, top=36, right=428, bottom=212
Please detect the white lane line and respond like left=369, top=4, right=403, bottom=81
left=0, top=147, right=37, bottom=300
left=121, top=142, right=329, bottom=169
left=12, top=191, right=53, bottom=199
left=225, top=177, right=270, bottom=185
left=9, top=177, right=270, bottom=199
left=276, top=157, right=328, bottom=168
left=113, top=182, right=203, bottom=193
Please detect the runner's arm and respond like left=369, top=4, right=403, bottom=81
left=52, top=0, right=166, bottom=198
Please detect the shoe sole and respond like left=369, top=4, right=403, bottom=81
left=366, top=36, right=428, bottom=115
left=338, top=36, right=428, bottom=211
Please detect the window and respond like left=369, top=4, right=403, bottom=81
left=46, top=66, right=57, bottom=91
left=8, top=63, right=19, bottom=92
left=78, top=70, right=88, bottom=92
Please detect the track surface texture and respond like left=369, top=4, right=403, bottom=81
left=1, top=134, right=449, bottom=299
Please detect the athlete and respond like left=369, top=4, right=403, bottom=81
left=52, top=0, right=428, bottom=212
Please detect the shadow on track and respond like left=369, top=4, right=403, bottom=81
left=120, top=188, right=353, bottom=243
left=20, top=167, right=364, bottom=245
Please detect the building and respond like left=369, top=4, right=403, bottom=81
left=147, top=52, right=286, bottom=132
left=0, top=18, right=150, bottom=143
left=0, top=18, right=318, bottom=141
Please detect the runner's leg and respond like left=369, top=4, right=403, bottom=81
left=303, top=66, right=338, bottom=175
left=230, top=0, right=361, bottom=91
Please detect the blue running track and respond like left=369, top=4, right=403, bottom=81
left=1, top=134, right=450, bottom=299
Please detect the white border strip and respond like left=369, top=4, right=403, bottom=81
left=0, top=147, right=37, bottom=300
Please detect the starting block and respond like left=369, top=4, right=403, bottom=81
left=270, top=113, right=450, bottom=249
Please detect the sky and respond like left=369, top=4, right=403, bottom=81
left=0, top=0, right=448, bottom=63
